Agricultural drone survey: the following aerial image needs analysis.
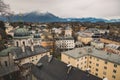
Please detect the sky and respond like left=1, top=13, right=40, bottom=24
left=4, top=0, right=120, bottom=19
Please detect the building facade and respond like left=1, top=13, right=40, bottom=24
left=55, top=37, right=75, bottom=49
left=0, top=27, right=51, bottom=80
left=61, top=47, right=120, bottom=80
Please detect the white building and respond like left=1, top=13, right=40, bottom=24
left=105, top=44, right=120, bottom=54
left=52, top=28, right=62, bottom=34
left=55, top=37, right=75, bottom=49
left=91, top=40, right=104, bottom=49
left=64, top=26, right=72, bottom=37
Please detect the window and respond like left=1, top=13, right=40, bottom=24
left=113, top=70, right=116, bottom=73
left=104, top=66, right=107, bottom=69
left=4, top=61, right=8, bottom=67
left=68, top=61, right=70, bottom=64
left=77, top=64, right=79, bottom=68
left=96, top=68, right=98, bottom=71
left=105, top=61, right=107, bottom=64
left=112, top=75, right=116, bottom=79
left=95, top=73, right=98, bottom=76
left=114, top=64, right=117, bottom=68
left=97, top=59, right=99, bottom=61
left=103, top=72, right=106, bottom=75
left=96, top=63, right=99, bottom=66
left=90, top=56, right=92, bottom=59
left=16, top=41, right=19, bottom=47
left=89, top=66, right=91, bottom=68
left=23, top=41, right=25, bottom=46
left=89, top=61, right=92, bottom=64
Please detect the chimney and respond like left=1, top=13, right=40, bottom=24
left=31, top=45, right=34, bottom=51
left=31, top=41, right=34, bottom=51
left=22, top=46, right=25, bottom=52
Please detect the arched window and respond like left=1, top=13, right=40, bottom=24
left=16, top=41, right=19, bottom=47
left=4, top=61, right=8, bottom=67
left=23, top=41, right=25, bottom=46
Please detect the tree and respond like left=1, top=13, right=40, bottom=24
left=0, top=0, right=13, bottom=22
left=0, top=0, right=9, bottom=14
left=0, top=21, right=5, bottom=30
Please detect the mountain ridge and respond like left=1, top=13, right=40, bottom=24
left=0, top=11, right=120, bottom=23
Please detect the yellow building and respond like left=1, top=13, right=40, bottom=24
left=77, top=32, right=93, bottom=44
left=61, top=46, right=120, bottom=80
left=78, top=35, right=93, bottom=44
left=100, top=38, right=120, bottom=45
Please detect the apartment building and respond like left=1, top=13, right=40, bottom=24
left=55, top=37, right=75, bottom=49
left=61, top=46, right=120, bottom=80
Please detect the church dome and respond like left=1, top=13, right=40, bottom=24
left=14, top=28, right=30, bottom=37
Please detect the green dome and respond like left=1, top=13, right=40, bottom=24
left=14, top=28, right=30, bottom=37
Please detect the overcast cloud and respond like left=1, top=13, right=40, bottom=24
left=4, top=0, right=120, bottom=19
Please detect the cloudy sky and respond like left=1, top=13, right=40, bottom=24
left=4, top=0, right=120, bottom=19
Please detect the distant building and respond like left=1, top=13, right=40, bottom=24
left=64, top=26, right=72, bottom=37
left=100, top=38, right=120, bottom=45
left=55, top=37, right=75, bottom=49
left=52, top=27, right=62, bottom=34
left=91, top=40, right=104, bottom=49
left=77, top=32, right=93, bottom=44
left=75, top=41, right=83, bottom=48
left=104, top=44, right=120, bottom=54
left=61, top=46, right=120, bottom=80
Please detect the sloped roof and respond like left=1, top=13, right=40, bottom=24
left=31, top=55, right=102, bottom=80
left=62, top=46, right=120, bottom=65
left=0, top=45, right=49, bottom=60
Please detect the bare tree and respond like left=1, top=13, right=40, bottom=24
left=0, top=0, right=10, bottom=15
left=0, top=0, right=14, bottom=22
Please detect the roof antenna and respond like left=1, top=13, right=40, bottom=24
left=67, top=64, right=72, bottom=74
left=48, top=55, right=53, bottom=63
left=67, top=66, right=72, bottom=74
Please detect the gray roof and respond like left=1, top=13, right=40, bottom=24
left=62, top=46, right=120, bottom=65
left=30, top=55, right=102, bottom=80
left=0, top=66, right=19, bottom=77
left=55, top=37, right=74, bottom=40
left=0, top=45, right=49, bottom=60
